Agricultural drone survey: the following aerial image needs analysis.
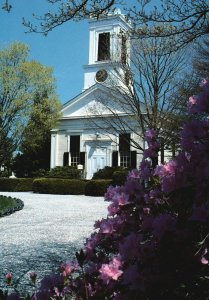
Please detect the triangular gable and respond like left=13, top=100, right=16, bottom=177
left=61, top=84, right=146, bottom=119
left=62, top=84, right=127, bottom=118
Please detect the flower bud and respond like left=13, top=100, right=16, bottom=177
left=6, top=272, right=13, bottom=285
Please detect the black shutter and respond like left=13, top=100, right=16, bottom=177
left=112, top=151, right=118, bottom=167
left=63, top=152, right=69, bottom=166
left=80, top=152, right=85, bottom=166
left=130, top=151, right=137, bottom=169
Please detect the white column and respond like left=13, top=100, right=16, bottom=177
left=86, top=144, right=91, bottom=179
left=67, top=135, right=70, bottom=152
left=50, top=132, right=58, bottom=169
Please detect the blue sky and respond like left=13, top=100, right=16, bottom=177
left=0, top=0, right=159, bottom=104
left=0, top=0, right=89, bottom=104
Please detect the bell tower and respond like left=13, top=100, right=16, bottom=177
left=83, top=10, right=132, bottom=90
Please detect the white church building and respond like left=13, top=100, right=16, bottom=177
left=50, top=11, right=145, bottom=179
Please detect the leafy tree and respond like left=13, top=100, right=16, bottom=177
left=0, top=42, right=61, bottom=169
left=13, top=91, right=61, bottom=177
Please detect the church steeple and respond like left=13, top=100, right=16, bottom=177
left=83, top=10, right=132, bottom=90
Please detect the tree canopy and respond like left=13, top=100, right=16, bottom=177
left=0, top=42, right=61, bottom=169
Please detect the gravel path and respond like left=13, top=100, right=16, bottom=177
left=0, top=192, right=108, bottom=291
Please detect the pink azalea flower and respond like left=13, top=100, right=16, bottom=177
left=99, top=218, right=115, bottom=234
left=107, top=201, right=119, bottom=216
left=201, top=248, right=209, bottom=265
left=104, top=185, right=117, bottom=201
left=144, top=148, right=157, bottom=159
left=114, top=192, right=129, bottom=206
left=140, top=160, right=152, bottom=180
left=99, top=256, right=123, bottom=283
left=144, top=129, right=158, bottom=142
left=61, top=262, right=74, bottom=278
left=128, top=169, right=140, bottom=179
left=143, top=207, right=150, bottom=215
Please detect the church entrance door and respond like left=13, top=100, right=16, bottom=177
left=89, top=146, right=107, bottom=178
left=91, top=154, right=106, bottom=175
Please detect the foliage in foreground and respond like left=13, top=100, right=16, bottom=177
left=3, top=80, right=209, bottom=299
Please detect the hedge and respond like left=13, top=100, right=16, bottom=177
left=33, top=178, right=86, bottom=195
left=92, top=166, right=126, bottom=180
left=0, top=178, right=33, bottom=192
left=85, top=179, right=112, bottom=196
left=48, top=166, right=81, bottom=179
left=112, top=170, right=129, bottom=186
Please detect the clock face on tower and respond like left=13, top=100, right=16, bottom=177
left=95, top=69, right=108, bottom=83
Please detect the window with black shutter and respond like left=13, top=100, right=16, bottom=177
left=70, top=135, right=80, bottom=166
left=98, top=32, right=110, bottom=61
left=119, top=133, right=131, bottom=168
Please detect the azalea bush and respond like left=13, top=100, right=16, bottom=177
left=3, top=79, right=209, bottom=299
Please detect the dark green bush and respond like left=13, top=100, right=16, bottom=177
left=33, top=178, right=86, bottom=195
left=85, top=179, right=112, bottom=196
left=112, top=170, right=129, bottom=186
left=92, top=166, right=127, bottom=180
left=31, top=168, right=49, bottom=178
left=48, top=166, right=81, bottom=179
left=0, top=195, right=24, bottom=217
left=0, top=178, right=33, bottom=191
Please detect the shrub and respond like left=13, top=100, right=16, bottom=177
left=31, top=168, right=49, bottom=178
left=0, top=178, right=33, bottom=192
left=33, top=178, right=86, bottom=195
left=48, top=166, right=81, bottom=179
left=92, top=166, right=126, bottom=180
left=0, top=195, right=24, bottom=217
left=7, top=80, right=209, bottom=300
left=112, top=169, right=129, bottom=186
left=85, top=179, right=112, bottom=196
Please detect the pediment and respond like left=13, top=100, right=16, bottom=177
left=61, top=84, right=146, bottom=119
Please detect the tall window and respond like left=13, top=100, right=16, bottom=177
left=70, top=135, right=80, bottom=167
left=98, top=32, right=110, bottom=61
left=119, top=133, right=131, bottom=168
left=121, top=34, right=127, bottom=65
